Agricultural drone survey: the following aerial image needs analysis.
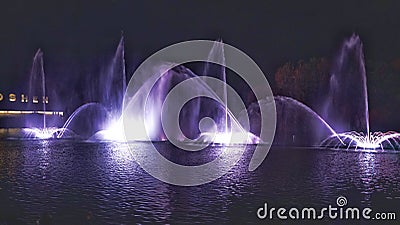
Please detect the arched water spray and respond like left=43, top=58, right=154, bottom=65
left=57, top=102, right=110, bottom=138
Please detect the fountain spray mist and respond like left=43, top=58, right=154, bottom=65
left=321, top=34, right=400, bottom=150
left=323, top=34, right=369, bottom=134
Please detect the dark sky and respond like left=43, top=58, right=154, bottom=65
left=1, top=0, right=400, bottom=88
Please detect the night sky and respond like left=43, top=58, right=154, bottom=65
left=0, top=0, right=400, bottom=96
left=0, top=0, right=400, bottom=79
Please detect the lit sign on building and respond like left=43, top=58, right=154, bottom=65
left=0, top=93, right=49, bottom=104
left=0, top=92, right=63, bottom=117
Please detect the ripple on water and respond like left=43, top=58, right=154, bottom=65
left=0, top=141, right=399, bottom=224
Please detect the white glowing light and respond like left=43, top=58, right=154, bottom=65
left=321, top=131, right=400, bottom=150
left=97, top=120, right=126, bottom=141
left=23, top=127, right=59, bottom=139
left=355, top=141, right=380, bottom=149
left=197, top=131, right=261, bottom=145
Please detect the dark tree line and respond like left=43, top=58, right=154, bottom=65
left=367, top=59, right=400, bottom=131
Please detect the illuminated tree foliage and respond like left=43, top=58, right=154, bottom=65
left=274, top=57, right=331, bottom=110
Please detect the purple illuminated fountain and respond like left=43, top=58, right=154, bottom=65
left=23, top=49, right=63, bottom=139
left=23, top=34, right=396, bottom=148
left=197, top=40, right=260, bottom=144
left=28, top=49, right=47, bottom=128
left=37, top=37, right=259, bottom=143
left=202, top=39, right=229, bottom=134
left=122, top=63, right=202, bottom=141
left=122, top=61, right=259, bottom=143
left=243, top=34, right=399, bottom=150
left=322, top=34, right=370, bottom=134
left=57, top=36, right=127, bottom=140
left=122, top=39, right=260, bottom=144
left=320, top=34, right=400, bottom=150
left=88, top=35, right=127, bottom=140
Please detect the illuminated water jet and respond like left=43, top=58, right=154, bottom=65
left=122, top=40, right=261, bottom=144
left=27, top=49, right=47, bottom=129
left=19, top=49, right=63, bottom=139
left=58, top=36, right=126, bottom=141
left=319, top=34, right=400, bottom=150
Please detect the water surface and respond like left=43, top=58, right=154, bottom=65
left=0, top=140, right=399, bottom=224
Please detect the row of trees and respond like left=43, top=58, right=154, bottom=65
left=274, top=57, right=331, bottom=113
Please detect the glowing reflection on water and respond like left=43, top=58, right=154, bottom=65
left=0, top=142, right=399, bottom=224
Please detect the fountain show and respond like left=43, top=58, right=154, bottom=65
left=0, top=1, right=399, bottom=224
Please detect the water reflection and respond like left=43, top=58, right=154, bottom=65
left=108, top=142, right=133, bottom=164
left=38, top=140, right=51, bottom=179
left=0, top=141, right=399, bottom=224
left=0, top=142, right=20, bottom=180
left=358, top=153, right=376, bottom=202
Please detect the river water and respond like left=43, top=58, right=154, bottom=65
left=0, top=140, right=399, bottom=224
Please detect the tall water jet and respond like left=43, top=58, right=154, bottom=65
left=99, top=35, right=126, bottom=121
left=58, top=36, right=127, bottom=140
left=22, top=49, right=65, bottom=139
left=122, top=39, right=231, bottom=142
left=72, top=38, right=258, bottom=143
left=202, top=39, right=229, bottom=133
left=320, top=34, right=400, bottom=150
left=27, top=49, right=47, bottom=128
left=323, top=34, right=369, bottom=133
